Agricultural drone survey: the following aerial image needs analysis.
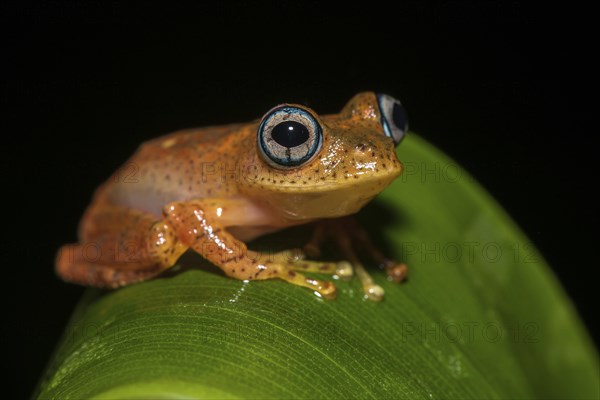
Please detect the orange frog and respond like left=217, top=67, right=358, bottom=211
left=56, top=92, right=409, bottom=301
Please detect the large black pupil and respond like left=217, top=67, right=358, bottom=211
left=392, top=102, right=406, bottom=130
left=272, top=121, right=309, bottom=148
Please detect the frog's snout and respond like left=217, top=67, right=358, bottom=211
left=349, top=137, right=403, bottom=181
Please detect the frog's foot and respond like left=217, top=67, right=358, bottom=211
left=243, top=249, right=354, bottom=299
left=218, top=250, right=336, bottom=300
left=264, top=261, right=338, bottom=299
left=261, top=249, right=353, bottom=280
left=350, top=226, right=409, bottom=284
left=303, top=217, right=408, bottom=302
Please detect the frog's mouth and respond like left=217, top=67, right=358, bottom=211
left=258, top=171, right=399, bottom=220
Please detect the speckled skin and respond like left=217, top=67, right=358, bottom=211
left=56, top=92, right=407, bottom=300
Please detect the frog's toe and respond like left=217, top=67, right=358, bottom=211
left=335, top=261, right=354, bottom=280
left=288, top=259, right=341, bottom=276
left=313, top=279, right=337, bottom=300
left=286, top=270, right=337, bottom=300
left=386, top=262, right=408, bottom=283
left=364, top=283, right=385, bottom=302
left=303, top=243, right=322, bottom=258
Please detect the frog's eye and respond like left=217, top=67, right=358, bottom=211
left=376, top=94, right=409, bottom=145
left=258, top=105, right=323, bottom=168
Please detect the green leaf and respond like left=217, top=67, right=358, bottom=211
left=36, top=134, right=599, bottom=399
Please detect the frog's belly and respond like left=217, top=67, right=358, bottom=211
left=228, top=225, right=284, bottom=242
left=104, top=182, right=309, bottom=242
left=106, top=170, right=241, bottom=218
left=108, top=184, right=186, bottom=218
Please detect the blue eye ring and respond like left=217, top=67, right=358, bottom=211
left=376, top=93, right=409, bottom=145
left=258, top=105, right=323, bottom=169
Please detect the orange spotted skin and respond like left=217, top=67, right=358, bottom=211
left=56, top=92, right=407, bottom=300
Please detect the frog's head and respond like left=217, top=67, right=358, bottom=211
left=238, top=92, right=408, bottom=221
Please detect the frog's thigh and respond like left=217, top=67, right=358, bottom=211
left=163, top=199, right=337, bottom=299
left=56, top=205, right=188, bottom=288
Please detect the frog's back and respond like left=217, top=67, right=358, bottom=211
left=98, top=123, right=254, bottom=217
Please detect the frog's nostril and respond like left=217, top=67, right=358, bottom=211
left=355, top=143, right=366, bottom=152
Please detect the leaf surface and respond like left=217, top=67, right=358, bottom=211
left=36, top=134, right=599, bottom=399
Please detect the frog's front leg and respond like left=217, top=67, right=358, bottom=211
left=163, top=199, right=338, bottom=299
left=304, top=217, right=408, bottom=301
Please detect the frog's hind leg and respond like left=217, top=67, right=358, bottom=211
left=56, top=244, right=166, bottom=288
left=55, top=205, right=188, bottom=288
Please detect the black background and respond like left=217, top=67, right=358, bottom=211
left=2, top=1, right=596, bottom=398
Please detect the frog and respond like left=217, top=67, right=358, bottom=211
left=56, top=92, right=409, bottom=301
